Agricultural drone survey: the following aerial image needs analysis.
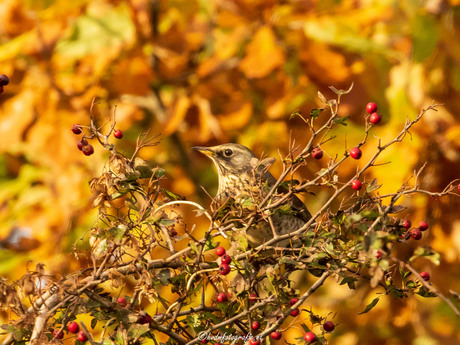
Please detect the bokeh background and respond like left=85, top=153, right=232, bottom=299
left=0, top=0, right=460, bottom=344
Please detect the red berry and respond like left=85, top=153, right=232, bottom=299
left=215, top=246, right=226, bottom=256
left=311, top=148, right=323, bottom=160
left=77, top=139, right=88, bottom=151
left=52, top=329, right=64, bottom=339
left=82, top=144, right=94, bottom=156
left=403, top=219, right=411, bottom=229
left=375, top=250, right=382, bottom=259
left=290, top=308, right=300, bottom=317
left=67, top=322, right=79, bottom=334
left=289, top=297, right=299, bottom=306
left=220, top=254, right=231, bottom=265
left=219, top=264, right=231, bottom=275
left=270, top=331, right=281, bottom=340
left=0, top=86, right=3, bottom=94
left=117, top=297, right=127, bottom=307
left=77, top=331, right=88, bottom=342
left=249, top=340, right=260, bottom=345
left=351, top=179, right=362, bottom=190
left=201, top=340, right=208, bottom=344
left=216, top=292, right=228, bottom=303
left=369, top=112, right=382, bottom=124
left=410, top=228, right=422, bottom=240
left=304, top=331, right=317, bottom=343
left=251, top=321, right=261, bottom=331
left=114, top=129, right=123, bottom=139
left=366, top=102, right=377, bottom=114
left=138, top=313, right=152, bottom=325
left=349, top=147, right=362, bottom=159
left=249, top=292, right=257, bottom=303
left=323, top=320, right=335, bottom=332
left=419, top=221, right=428, bottom=231
left=458, top=183, right=460, bottom=192
left=0, top=74, right=9, bottom=86
left=420, top=271, right=430, bottom=281
left=71, top=124, right=82, bottom=135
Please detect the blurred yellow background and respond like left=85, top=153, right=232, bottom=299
left=0, top=0, right=459, bottom=344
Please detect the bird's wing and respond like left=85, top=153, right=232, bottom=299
left=261, top=170, right=312, bottom=222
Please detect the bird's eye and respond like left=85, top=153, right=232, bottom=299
left=224, top=149, right=233, bottom=157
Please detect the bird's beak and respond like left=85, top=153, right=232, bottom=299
left=192, top=146, right=215, bottom=158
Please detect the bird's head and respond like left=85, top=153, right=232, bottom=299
left=192, top=143, right=258, bottom=176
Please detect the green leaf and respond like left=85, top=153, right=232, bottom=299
left=358, top=297, right=379, bottom=315
left=410, top=247, right=441, bottom=265
left=333, top=115, right=350, bottom=126
left=91, top=318, right=97, bottom=329
left=310, top=108, right=324, bottom=119
left=340, top=276, right=358, bottom=290
left=416, top=286, right=437, bottom=298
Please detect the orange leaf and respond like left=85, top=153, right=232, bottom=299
left=163, top=95, right=191, bottom=135
left=239, top=26, right=285, bottom=78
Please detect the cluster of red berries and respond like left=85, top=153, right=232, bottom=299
left=215, top=246, right=231, bottom=275
left=0, top=74, right=9, bottom=94
left=366, top=102, right=382, bottom=124
left=52, top=321, right=88, bottom=343
left=71, top=124, right=123, bottom=156
left=402, top=219, right=429, bottom=241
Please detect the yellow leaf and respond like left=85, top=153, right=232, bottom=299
left=239, top=26, right=285, bottom=78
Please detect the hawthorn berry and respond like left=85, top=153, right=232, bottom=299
left=216, top=292, right=228, bottom=303
left=82, top=144, right=94, bottom=156
left=0, top=74, right=10, bottom=86
left=220, top=254, right=231, bottom=265
left=215, top=246, right=226, bottom=256
left=458, top=183, right=460, bottom=192
left=366, top=102, right=377, bottom=114
left=420, top=271, right=430, bottom=281
left=370, top=112, right=382, bottom=124
left=67, top=322, right=79, bottom=334
left=375, top=250, right=382, bottom=259
left=117, top=297, right=127, bottom=307
left=323, top=321, right=335, bottom=332
left=71, top=124, right=82, bottom=135
left=200, top=340, right=208, bottom=344
left=138, top=313, right=152, bottom=325
left=289, top=297, right=299, bottom=306
left=77, top=139, right=88, bottom=151
left=52, top=329, right=64, bottom=339
left=249, top=340, right=260, bottom=345
left=219, top=264, right=231, bottom=275
left=419, top=221, right=428, bottom=231
left=249, top=292, right=257, bottom=303
left=410, top=228, right=422, bottom=240
left=251, top=321, right=261, bottom=331
left=77, top=331, right=88, bottom=342
left=270, top=331, right=282, bottom=340
left=290, top=308, right=300, bottom=317
left=350, top=147, right=362, bottom=159
left=304, top=331, right=317, bottom=343
left=114, top=129, right=123, bottom=139
left=311, top=148, right=323, bottom=160
left=351, top=179, right=362, bottom=190
left=403, top=219, right=411, bottom=229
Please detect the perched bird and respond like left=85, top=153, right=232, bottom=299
left=192, top=143, right=311, bottom=247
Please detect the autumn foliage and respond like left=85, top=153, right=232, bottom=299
left=1, top=1, right=460, bottom=345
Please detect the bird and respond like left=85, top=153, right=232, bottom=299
left=192, top=143, right=311, bottom=247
